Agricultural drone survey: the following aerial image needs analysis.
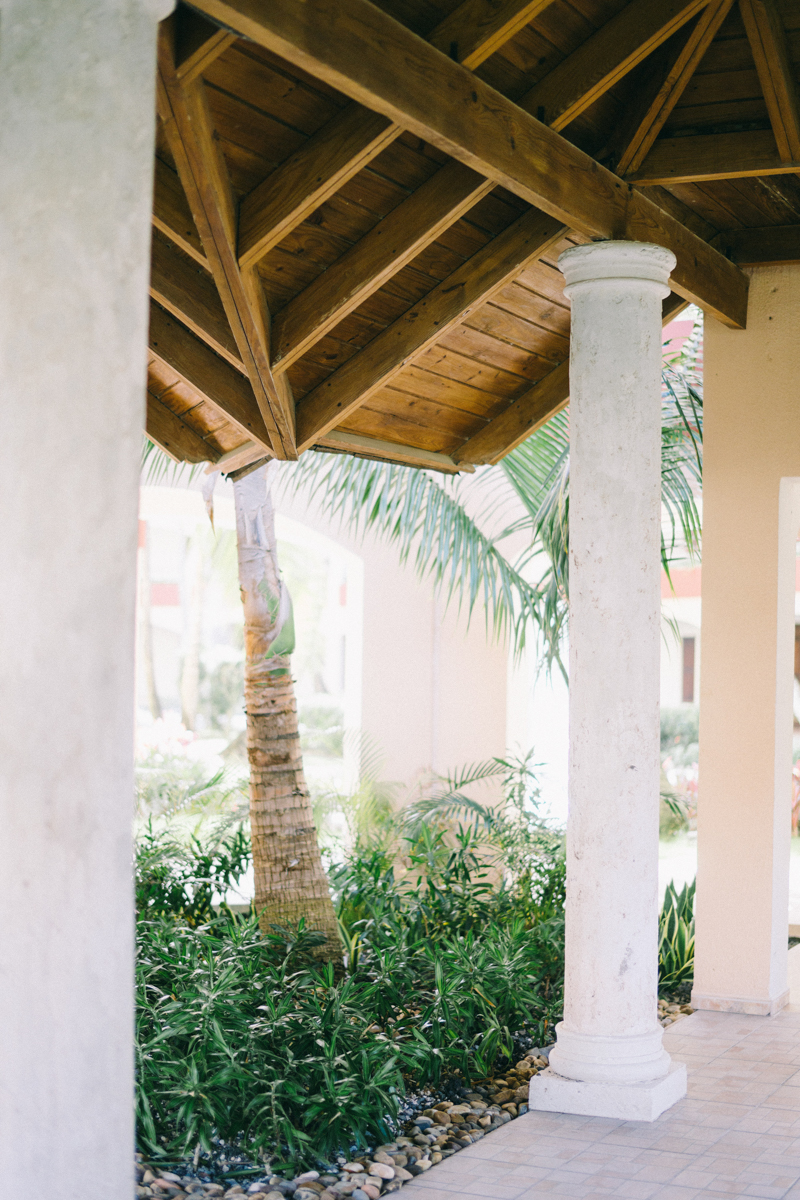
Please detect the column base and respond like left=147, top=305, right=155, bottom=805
left=690, top=988, right=789, bottom=1017
left=528, top=1061, right=687, bottom=1122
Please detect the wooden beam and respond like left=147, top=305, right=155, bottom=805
left=271, top=161, right=494, bottom=373
left=740, top=0, right=800, bottom=163
left=629, top=129, right=792, bottom=186
left=235, top=0, right=548, bottom=274
left=237, top=104, right=396, bottom=269
left=454, top=292, right=689, bottom=465
left=146, top=392, right=221, bottom=464
left=453, top=361, right=569, bottom=466
left=149, top=300, right=273, bottom=449
left=207, top=440, right=270, bottom=473
left=716, top=225, right=800, bottom=266
left=518, top=0, right=708, bottom=132
left=153, top=157, right=208, bottom=268
left=150, top=229, right=243, bottom=370
left=427, top=0, right=553, bottom=69
left=174, top=7, right=237, bottom=85
left=315, top=430, right=472, bottom=473
left=191, top=0, right=748, bottom=328
left=616, top=0, right=735, bottom=177
left=295, top=207, right=566, bottom=451
left=157, top=22, right=296, bottom=456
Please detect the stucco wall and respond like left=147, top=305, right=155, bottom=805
left=275, top=483, right=509, bottom=793
left=695, top=264, right=800, bottom=1012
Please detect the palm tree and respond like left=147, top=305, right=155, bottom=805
left=140, top=447, right=340, bottom=961
left=287, top=321, right=703, bottom=677
left=231, top=461, right=340, bottom=958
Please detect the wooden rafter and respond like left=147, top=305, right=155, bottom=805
left=629, top=129, right=793, bottom=185
left=615, top=0, right=735, bottom=177
left=149, top=300, right=274, bottom=450
left=146, top=392, right=222, bottom=464
left=518, top=0, right=709, bottom=132
left=315, top=430, right=471, bottom=474
left=190, top=0, right=748, bottom=329
left=715, top=225, right=800, bottom=266
left=157, top=22, right=297, bottom=457
left=235, top=0, right=549, bottom=276
left=153, top=157, right=208, bottom=268
left=174, top=8, right=236, bottom=85
left=740, top=0, right=800, bottom=163
left=271, top=161, right=494, bottom=373
left=454, top=294, right=689, bottom=466
left=150, top=229, right=242, bottom=370
left=295, top=208, right=567, bottom=451
left=427, top=0, right=554, bottom=68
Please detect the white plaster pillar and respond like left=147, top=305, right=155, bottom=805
left=0, top=1, right=171, bottom=1195
left=529, top=241, right=686, bottom=1122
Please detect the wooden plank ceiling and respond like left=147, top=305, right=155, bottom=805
left=147, top=0, right=800, bottom=475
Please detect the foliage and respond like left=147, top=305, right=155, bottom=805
left=298, top=701, right=345, bottom=758
left=658, top=879, right=695, bottom=990
left=287, top=320, right=703, bottom=673
left=136, top=752, right=244, bottom=817
left=135, top=757, right=566, bottom=1171
left=135, top=821, right=251, bottom=926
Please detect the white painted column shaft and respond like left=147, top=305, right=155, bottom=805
left=0, top=1, right=168, bottom=1194
left=532, top=242, right=685, bottom=1119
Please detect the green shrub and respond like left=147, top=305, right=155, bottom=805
left=134, top=762, right=566, bottom=1172
left=659, top=879, right=695, bottom=990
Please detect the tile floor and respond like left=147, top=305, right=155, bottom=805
left=403, top=1009, right=800, bottom=1200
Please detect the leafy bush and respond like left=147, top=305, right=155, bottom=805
left=659, top=879, right=695, bottom=990
left=136, top=821, right=251, bottom=925
left=135, top=756, right=566, bottom=1171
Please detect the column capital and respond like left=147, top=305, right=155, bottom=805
left=558, top=240, right=675, bottom=295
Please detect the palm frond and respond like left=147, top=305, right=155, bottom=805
left=141, top=438, right=204, bottom=487
left=284, top=455, right=546, bottom=654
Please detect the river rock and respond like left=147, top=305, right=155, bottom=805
left=367, top=1163, right=394, bottom=1180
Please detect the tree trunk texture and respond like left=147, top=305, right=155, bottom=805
left=232, top=462, right=340, bottom=960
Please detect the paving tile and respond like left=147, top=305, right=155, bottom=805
left=403, top=1012, right=800, bottom=1200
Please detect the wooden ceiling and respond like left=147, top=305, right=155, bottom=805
left=147, top=0, right=800, bottom=475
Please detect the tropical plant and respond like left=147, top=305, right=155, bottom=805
left=134, top=802, right=565, bottom=1172
left=286, top=318, right=703, bottom=673
left=139, top=447, right=340, bottom=960
left=658, top=878, right=695, bottom=990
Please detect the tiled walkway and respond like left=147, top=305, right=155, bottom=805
left=404, top=1009, right=800, bottom=1200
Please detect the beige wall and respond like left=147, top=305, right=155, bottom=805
left=695, top=264, right=800, bottom=1014
left=277, top=484, right=509, bottom=792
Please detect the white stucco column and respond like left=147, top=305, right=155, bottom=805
left=529, top=241, right=686, bottom=1122
left=0, top=1, right=170, bottom=1195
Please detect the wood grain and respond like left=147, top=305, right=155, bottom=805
left=739, top=0, right=800, bottom=162
left=153, top=157, right=208, bottom=267
left=295, top=207, right=566, bottom=450
left=157, top=22, right=296, bottom=455
left=616, top=0, right=736, bottom=176
left=150, top=229, right=242, bottom=369
left=149, top=300, right=273, bottom=449
left=519, top=0, right=708, bottom=132
left=191, top=0, right=748, bottom=328
left=146, top=392, right=221, bottom=463
left=629, top=129, right=790, bottom=185
left=427, top=0, right=554, bottom=69
left=271, top=160, right=494, bottom=371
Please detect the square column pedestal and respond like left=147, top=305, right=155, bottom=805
left=528, top=240, right=687, bottom=1123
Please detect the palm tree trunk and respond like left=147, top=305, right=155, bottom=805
left=232, top=461, right=340, bottom=960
